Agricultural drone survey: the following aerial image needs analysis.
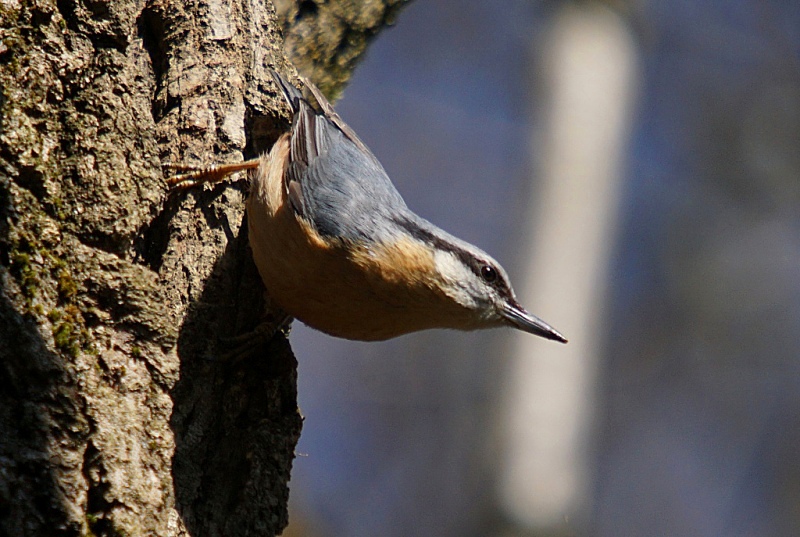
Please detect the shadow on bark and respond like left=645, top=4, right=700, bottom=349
left=167, top=191, right=302, bottom=536
left=0, top=178, right=87, bottom=534
left=0, top=292, right=85, bottom=534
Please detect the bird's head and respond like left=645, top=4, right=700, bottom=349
left=429, top=244, right=567, bottom=343
left=385, top=216, right=566, bottom=342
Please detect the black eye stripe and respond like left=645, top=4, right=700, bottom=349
left=391, top=216, right=514, bottom=298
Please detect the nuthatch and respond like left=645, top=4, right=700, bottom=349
left=169, top=71, right=566, bottom=343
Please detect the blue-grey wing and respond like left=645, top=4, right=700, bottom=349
left=284, top=95, right=408, bottom=243
left=271, top=70, right=408, bottom=242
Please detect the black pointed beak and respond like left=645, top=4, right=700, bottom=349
left=500, top=301, right=567, bottom=343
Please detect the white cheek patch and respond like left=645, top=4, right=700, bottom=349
left=433, top=250, right=480, bottom=308
left=433, top=250, right=471, bottom=282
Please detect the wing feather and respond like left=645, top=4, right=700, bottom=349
left=271, top=70, right=408, bottom=243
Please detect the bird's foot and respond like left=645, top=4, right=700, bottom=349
left=218, top=313, right=293, bottom=364
left=163, top=159, right=261, bottom=190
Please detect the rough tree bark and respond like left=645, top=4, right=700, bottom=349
left=0, top=0, right=408, bottom=535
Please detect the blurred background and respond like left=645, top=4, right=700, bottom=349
left=284, top=1, right=800, bottom=535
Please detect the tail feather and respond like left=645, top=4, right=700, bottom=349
left=270, top=69, right=304, bottom=112
left=269, top=69, right=381, bottom=167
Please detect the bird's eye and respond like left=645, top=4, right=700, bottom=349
left=480, top=265, right=498, bottom=283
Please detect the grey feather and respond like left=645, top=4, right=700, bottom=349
left=271, top=70, right=409, bottom=243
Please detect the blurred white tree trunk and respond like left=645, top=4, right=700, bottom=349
left=499, top=4, right=638, bottom=533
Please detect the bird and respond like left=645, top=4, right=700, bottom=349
left=168, top=70, right=567, bottom=343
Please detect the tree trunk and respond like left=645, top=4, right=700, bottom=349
left=0, top=0, right=408, bottom=535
